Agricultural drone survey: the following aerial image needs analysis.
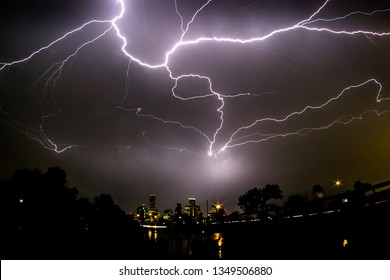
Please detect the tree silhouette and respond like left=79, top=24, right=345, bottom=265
left=312, top=184, right=324, bottom=199
left=351, top=180, right=372, bottom=207
left=1, top=167, right=80, bottom=235
left=238, top=184, right=283, bottom=218
left=90, top=193, right=127, bottom=234
left=0, top=167, right=145, bottom=259
left=353, top=180, right=371, bottom=192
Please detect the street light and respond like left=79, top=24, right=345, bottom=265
left=334, top=179, right=342, bottom=195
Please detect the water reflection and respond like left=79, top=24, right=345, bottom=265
left=147, top=229, right=158, bottom=242
left=142, top=227, right=222, bottom=258
left=213, top=233, right=223, bottom=259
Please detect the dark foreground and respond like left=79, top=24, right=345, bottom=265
left=3, top=202, right=389, bottom=260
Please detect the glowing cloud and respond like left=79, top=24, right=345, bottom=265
left=1, top=0, right=389, bottom=156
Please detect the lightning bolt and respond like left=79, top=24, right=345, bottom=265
left=221, top=79, right=389, bottom=153
left=1, top=0, right=389, bottom=156
left=226, top=109, right=390, bottom=149
left=0, top=107, right=77, bottom=153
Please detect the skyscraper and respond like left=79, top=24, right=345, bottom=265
left=149, top=194, right=156, bottom=210
left=189, top=198, right=196, bottom=217
left=184, top=198, right=201, bottom=219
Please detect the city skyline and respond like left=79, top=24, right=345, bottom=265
left=1, top=0, right=389, bottom=212
left=117, top=179, right=390, bottom=217
left=2, top=164, right=389, bottom=260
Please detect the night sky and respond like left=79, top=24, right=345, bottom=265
left=1, top=0, right=389, bottom=213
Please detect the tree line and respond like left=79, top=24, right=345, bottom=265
left=1, top=166, right=387, bottom=259
left=1, top=167, right=147, bottom=259
left=235, top=181, right=380, bottom=220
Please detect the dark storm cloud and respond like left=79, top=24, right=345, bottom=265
left=1, top=0, right=389, bottom=212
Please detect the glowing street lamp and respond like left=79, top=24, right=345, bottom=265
left=334, top=179, right=342, bottom=195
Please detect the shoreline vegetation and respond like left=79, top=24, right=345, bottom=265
left=1, top=167, right=389, bottom=259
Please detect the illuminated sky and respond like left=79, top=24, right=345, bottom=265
left=1, top=0, right=390, bottom=213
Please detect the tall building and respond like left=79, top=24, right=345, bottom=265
left=189, top=198, right=196, bottom=217
left=184, top=198, right=201, bottom=219
left=135, top=194, right=160, bottom=224
left=175, top=202, right=182, bottom=216
left=149, top=194, right=156, bottom=210
left=146, top=194, right=160, bottom=223
left=136, top=204, right=146, bottom=222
